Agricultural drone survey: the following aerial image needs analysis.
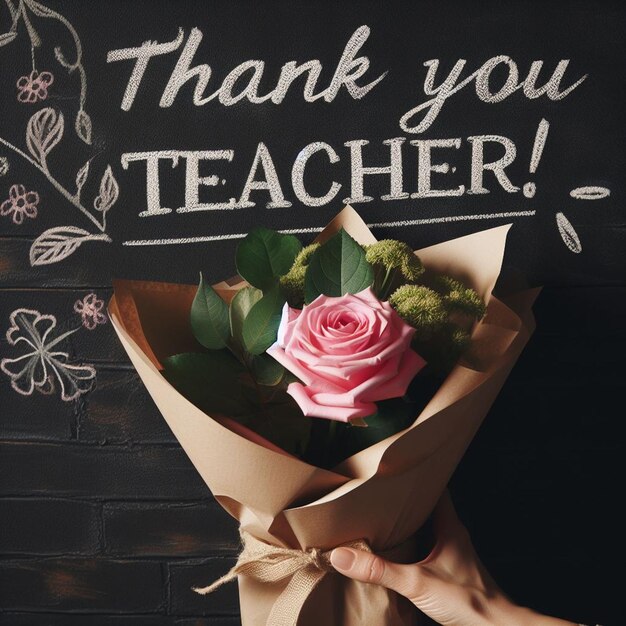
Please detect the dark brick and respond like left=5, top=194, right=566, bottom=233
left=0, top=559, right=164, bottom=612
left=168, top=559, right=239, bottom=616
left=0, top=240, right=111, bottom=289
left=79, top=369, right=176, bottom=444
left=0, top=615, right=175, bottom=625
left=104, top=502, right=238, bottom=557
left=0, top=377, right=77, bottom=441
left=0, top=442, right=209, bottom=500
left=0, top=499, right=100, bottom=555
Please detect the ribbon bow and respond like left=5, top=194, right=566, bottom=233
left=193, top=530, right=372, bottom=626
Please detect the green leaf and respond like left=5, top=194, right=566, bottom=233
left=236, top=227, right=302, bottom=291
left=242, top=284, right=286, bottom=355
left=190, top=273, right=230, bottom=349
left=229, top=286, right=263, bottom=347
left=162, top=351, right=254, bottom=416
left=304, top=228, right=374, bottom=303
left=251, top=353, right=285, bottom=386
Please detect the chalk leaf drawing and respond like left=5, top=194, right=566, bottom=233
left=556, top=212, right=582, bottom=254
left=75, top=109, right=93, bottom=145
left=0, top=183, right=39, bottom=224
left=0, top=0, right=115, bottom=265
left=74, top=293, right=107, bottom=330
left=0, top=30, right=17, bottom=46
left=0, top=156, right=9, bottom=176
left=74, top=160, right=90, bottom=199
left=94, top=165, right=119, bottom=214
left=1, top=308, right=96, bottom=401
left=26, top=107, right=64, bottom=169
left=16, top=69, right=54, bottom=103
left=29, top=226, right=109, bottom=266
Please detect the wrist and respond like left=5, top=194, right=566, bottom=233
left=488, top=595, right=576, bottom=626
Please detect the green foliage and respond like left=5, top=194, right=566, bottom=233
left=242, top=284, right=286, bottom=355
left=190, top=273, right=230, bottom=349
left=304, top=228, right=374, bottom=303
left=389, top=285, right=447, bottom=338
left=236, top=227, right=302, bottom=291
left=229, top=286, right=263, bottom=347
left=162, top=351, right=254, bottom=416
left=432, top=275, right=486, bottom=320
left=280, top=243, right=320, bottom=307
left=251, top=353, right=285, bottom=386
left=163, top=351, right=309, bottom=456
left=365, top=240, right=424, bottom=281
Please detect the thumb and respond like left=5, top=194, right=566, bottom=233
left=330, top=548, right=420, bottom=599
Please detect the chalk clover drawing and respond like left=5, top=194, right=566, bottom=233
left=0, top=0, right=116, bottom=265
left=1, top=308, right=96, bottom=401
left=74, top=293, right=107, bottom=330
left=0, top=183, right=39, bottom=224
left=16, top=69, right=54, bottom=102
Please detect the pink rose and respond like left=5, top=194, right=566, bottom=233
left=267, top=288, right=425, bottom=422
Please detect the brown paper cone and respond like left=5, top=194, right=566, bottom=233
left=109, top=206, right=537, bottom=625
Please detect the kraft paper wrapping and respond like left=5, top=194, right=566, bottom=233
left=109, top=207, right=538, bottom=625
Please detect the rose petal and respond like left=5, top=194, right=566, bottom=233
left=287, top=382, right=376, bottom=422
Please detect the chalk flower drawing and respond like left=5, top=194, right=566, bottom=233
left=1, top=308, right=96, bottom=401
left=0, top=183, right=39, bottom=224
left=0, top=0, right=116, bottom=265
left=74, top=293, right=107, bottom=330
left=16, top=69, right=54, bottom=102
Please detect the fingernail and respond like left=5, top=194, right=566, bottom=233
left=331, top=548, right=356, bottom=571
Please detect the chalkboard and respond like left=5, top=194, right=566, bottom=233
left=0, top=1, right=624, bottom=624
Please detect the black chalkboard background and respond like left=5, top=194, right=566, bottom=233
left=0, top=1, right=624, bottom=624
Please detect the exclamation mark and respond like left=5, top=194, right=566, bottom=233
left=523, top=118, right=550, bottom=198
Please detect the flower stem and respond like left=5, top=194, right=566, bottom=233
left=378, top=266, right=396, bottom=301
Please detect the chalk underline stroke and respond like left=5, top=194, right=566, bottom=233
left=122, top=210, right=536, bottom=246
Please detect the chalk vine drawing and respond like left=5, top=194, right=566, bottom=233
left=1, top=307, right=97, bottom=401
left=0, top=0, right=117, bottom=265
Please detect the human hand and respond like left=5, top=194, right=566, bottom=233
left=330, top=492, right=575, bottom=626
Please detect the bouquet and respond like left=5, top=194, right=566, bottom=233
left=109, top=206, right=537, bottom=625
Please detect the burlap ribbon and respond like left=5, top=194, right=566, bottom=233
left=193, top=530, right=372, bottom=626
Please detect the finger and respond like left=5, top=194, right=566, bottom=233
left=330, top=548, right=420, bottom=599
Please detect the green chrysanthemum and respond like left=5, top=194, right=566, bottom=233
left=365, top=240, right=424, bottom=281
left=432, top=275, right=486, bottom=320
left=279, top=243, right=320, bottom=306
left=389, top=285, right=447, bottom=335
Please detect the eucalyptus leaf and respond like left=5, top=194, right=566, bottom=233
left=236, top=227, right=302, bottom=290
left=162, top=351, right=254, bottom=416
left=304, top=228, right=373, bottom=303
left=191, top=273, right=230, bottom=349
left=242, top=284, right=285, bottom=355
left=229, top=286, right=263, bottom=347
